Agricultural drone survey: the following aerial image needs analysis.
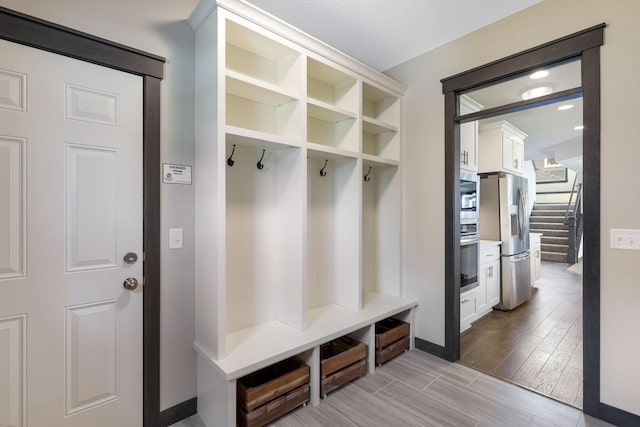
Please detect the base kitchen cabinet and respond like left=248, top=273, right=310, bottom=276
left=478, top=241, right=501, bottom=317
left=460, top=288, right=478, bottom=333
left=462, top=241, right=501, bottom=332
left=530, top=233, right=542, bottom=284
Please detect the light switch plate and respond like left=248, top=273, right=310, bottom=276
left=610, top=228, right=640, bottom=251
left=169, top=228, right=183, bottom=249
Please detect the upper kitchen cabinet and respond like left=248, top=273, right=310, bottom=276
left=459, top=95, right=483, bottom=173
left=478, top=121, right=527, bottom=175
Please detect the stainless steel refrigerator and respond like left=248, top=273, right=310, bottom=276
left=479, top=172, right=531, bottom=310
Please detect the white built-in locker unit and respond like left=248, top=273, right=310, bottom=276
left=189, top=1, right=417, bottom=425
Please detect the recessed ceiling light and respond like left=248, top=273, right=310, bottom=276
left=521, top=86, right=553, bottom=100
left=574, top=125, right=584, bottom=130
left=558, top=104, right=574, bottom=111
left=530, top=70, right=549, bottom=80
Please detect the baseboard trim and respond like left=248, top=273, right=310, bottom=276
left=414, top=338, right=452, bottom=361
left=599, top=403, right=640, bottom=427
left=159, top=397, right=197, bottom=427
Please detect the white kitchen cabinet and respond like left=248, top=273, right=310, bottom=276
left=530, top=233, right=542, bottom=284
left=460, top=288, right=478, bottom=333
left=190, top=2, right=416, bottom=425
left=477, top=241, right=501, bottom=318
left=484, top=260, right=500, bottom=307
left=478, top=121, right=527, bottom=175
left=459, top=95, right=483, bottom=173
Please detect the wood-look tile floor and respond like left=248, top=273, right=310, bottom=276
left=172, top=348, right=612, bottom=427
left=460, top=260, right=584, bottom=409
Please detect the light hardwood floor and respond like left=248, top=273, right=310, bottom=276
left=460, top=260, right=584, bottom=408
left=171, top=348, right=612, bottom=427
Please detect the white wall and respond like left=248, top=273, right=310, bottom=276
left=387, top=0, right=640, bottom=416
left=535, top=168, right=578, bottom=204
left=0, top=0, right=199, bottom=411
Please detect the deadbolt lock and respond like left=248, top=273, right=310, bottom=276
left=123, top=252, right=138, bottom=264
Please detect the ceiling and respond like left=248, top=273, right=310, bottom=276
left=469, top=59, right=584, bottom=168
left=243, top=0, right=542, bottom=71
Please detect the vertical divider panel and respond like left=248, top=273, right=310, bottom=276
left=375, top=165, right=402, bottom=296
left=276, top=147, right=306, bottom=330
left=298, top=346, right=320, bottom=406
left=331, top=157, right=361, bottom=310
left=194, top=8, right=224, bottom=358
left=349, top=324, right=375, bottom=373
left=356, top=81, right=364, bottom=154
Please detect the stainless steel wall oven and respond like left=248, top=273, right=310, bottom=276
left=460, top=171, right=480, bottom=220
left=460, top=220, right=479, bottom=293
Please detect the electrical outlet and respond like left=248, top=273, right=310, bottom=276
left=169, top=228, right=183, bottom=249
left=610, top=229, right=640, bottom=251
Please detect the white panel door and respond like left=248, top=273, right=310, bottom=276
left=0, top=39, right=143, bottom=427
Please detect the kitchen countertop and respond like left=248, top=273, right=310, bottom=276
left=480, top=239, right=501, bottom=247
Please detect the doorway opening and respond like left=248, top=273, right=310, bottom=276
left=440, top=24, right=603, bottom=417
left=457, top=81, right=585, bottom=407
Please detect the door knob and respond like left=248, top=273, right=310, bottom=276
left=123, top=277, right=139, bottom=291
left=123, top=252, right=138, bottom=264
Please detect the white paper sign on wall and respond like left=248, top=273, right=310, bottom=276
left=162, top=163, right=192, bottom=185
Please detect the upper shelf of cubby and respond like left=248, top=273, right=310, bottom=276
left=225, top=19, right=302, bottom=96
left=307, top=57, right=358, bottom=113
left=307, top=142, right=359, bottom=160
left=362, top=116, right=398, bottom=135
left=226, top=72, right=299, bottom=107
left=226, top=125, right=304, bottom=151
left=307, top=99, right=356, bottom=123
left=362, top=153, right=400, bottom=168
left=362, top=82, right=400, bottom=127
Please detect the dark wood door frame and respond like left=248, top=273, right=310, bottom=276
left=439, top=25, right=603, bottom=418
left=0, top=8, right=164, bottom=427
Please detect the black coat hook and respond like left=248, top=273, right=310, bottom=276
left=227, top=144, right=236, bottom=167
left=257, top=149, right=266, bottom=170
left=320, top=159, right=328, bottom=177
left=364, top=166, right=373, bottom=182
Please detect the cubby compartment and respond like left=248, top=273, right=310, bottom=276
left=307, top=101, right=358, bottom=152
left=226, top=91, right=303, bottom=141
left=362, top=161, right=401, bottom=299
left=307, top=57, right=358, bottom=113
left=362, top=82, right=399, bottom=125
left=375, top=317, right=410, bottom=365
left=225, top=142, right=305, bottom=333
left=225, top=19, right=301, bottom=95
left=320, top=336, right=367, bottom=397
left=362, top=83, right=400, bottom=160
left=237, top=357, right=310, bottom=427
left=306, top=153, right=360, bottom=315
left=362, top=119, right=399, bottom=161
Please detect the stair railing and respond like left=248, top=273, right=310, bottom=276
left=564, top=174, right=580, bottom=221
left=566, top=178, right=583, bottom=264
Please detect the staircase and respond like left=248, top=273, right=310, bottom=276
left=529, top=202, right=573, bottom=263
